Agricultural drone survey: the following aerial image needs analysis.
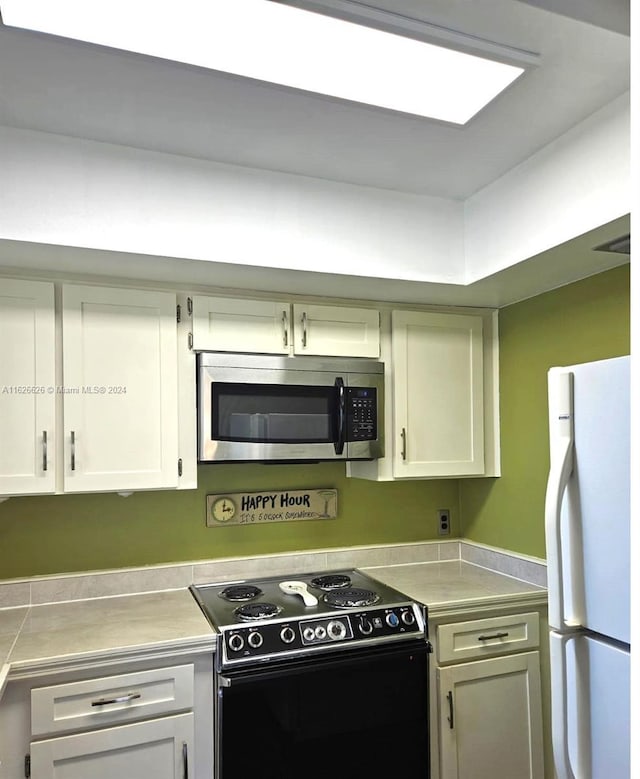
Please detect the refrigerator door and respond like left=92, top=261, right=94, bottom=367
left=546, top=356, right=630, bottom=641
left=550, top=630, right=630, bottom=779
left=567, top=355, right=630, bottom=643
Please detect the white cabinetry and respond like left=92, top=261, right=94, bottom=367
left=31, top=713, right=193, bottom=779
left=0, top=657, right=214, bottom=779
left=29, top=665, right=194, bottom=779
left=191, top=296, right=290, bottom=354
left=391, top=311, right=485, bottom=477
left=191, top=295, right=380, bottom=358
left=348, top=308, right=499, bottom=481
left=0, top=279, right=56, bottom=495
left=62, top=285, right=179, bottom=493
left=0, top=279, right=185, bottom=497
left=291, top=303, right=379, bottom=357
left=432, top=611, right=544, bottom=779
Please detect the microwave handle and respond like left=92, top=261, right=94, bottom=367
left=334, top=377, right=346, bottom=455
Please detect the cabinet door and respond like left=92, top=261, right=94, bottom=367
left=391, top=311, right=484, bottom=477
left=30, top=713, right=193, bottom=779
left=438, top=652, right=544, bottom=779
left=0, top=279, right=56, bottom=495
left=293, top=304, right=380, bottom=358
left=62, top=285, right=179, bottom=492
left=192, top=295, right=290, bottom=354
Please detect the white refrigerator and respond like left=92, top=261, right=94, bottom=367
left=545, top=355, right=630, bottom=779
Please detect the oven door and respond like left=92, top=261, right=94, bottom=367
left=215, top=641, right=430, bottom=779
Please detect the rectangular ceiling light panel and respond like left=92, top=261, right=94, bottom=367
left=0, top=0, right=525, bottom=124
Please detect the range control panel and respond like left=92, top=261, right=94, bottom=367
left=220, top=605, right=423, bottom=666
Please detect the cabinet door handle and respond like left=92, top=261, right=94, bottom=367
left=70, top=430, right=76, bottom=471
left=447, top=690, right=454, bottom=729
left=91, top=692, right=141, bottom=706
left=282, top=310, right=289, bottom=348
left=182, top=741, right=189, bottom=779
left=42, top=431, right=48, bottom=472
left=477, top=632, right=510, bottom=641
left=301, top=311, right=308, bottom=347
left=401, top=427, right=407, bottom=460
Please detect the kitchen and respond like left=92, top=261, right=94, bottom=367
left=0, top=1, right=633, bottom=778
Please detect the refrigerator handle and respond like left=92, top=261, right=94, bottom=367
left=549, top=632, right=577, bottom=779
left=544, top=369, right=574, bottom=630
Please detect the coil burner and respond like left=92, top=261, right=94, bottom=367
left=323, top=587, right=381, bottom=609
left=234, top=602, right=282, bottom=622
left=309, top=574, right=352, bottom=590
left=219, top=584, right=262, bottom=602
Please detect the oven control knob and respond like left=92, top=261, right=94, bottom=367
left=327, top=620, right=347, bottom=641
left=358, top=617, right=373, bottom=635
left=228, top=634, right=245, bottom=652
left=248, top=631, right=264, bottom=648
left=386, top=612, right=400, bottom=628
left=280, top=626, right=296, bottom=644
left=401, top=610, right=416, bottom=626
left=303, top=627, right=316, bottom=642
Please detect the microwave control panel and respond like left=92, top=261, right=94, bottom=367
left=346, top=387, right=377, bottom=441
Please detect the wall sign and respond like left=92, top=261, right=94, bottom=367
left=206, top=489, right=338, bottom=527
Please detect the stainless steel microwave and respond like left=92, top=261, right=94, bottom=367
left=197, top=353, right=384, bottom=463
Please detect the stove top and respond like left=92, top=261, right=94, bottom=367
left=191, top=569, right=427, bottom=668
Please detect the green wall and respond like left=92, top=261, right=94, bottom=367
left=0, top=461, right=459, bottom=580
left=0, top=264, right=629, bottom=580
left=460, top=264, right=630, bottom=556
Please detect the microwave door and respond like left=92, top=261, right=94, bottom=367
left=203, top=377, right=346, bottom=462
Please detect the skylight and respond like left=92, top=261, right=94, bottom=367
left=0, top=0, right=526, bottom=124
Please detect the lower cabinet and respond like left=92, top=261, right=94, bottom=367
left=432, top=610, right=545, bottom=779
left=0, top=655, right=213, bottom=779
left=30, top=713, right=193, bottom=779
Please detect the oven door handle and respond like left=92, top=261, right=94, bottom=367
left=217, top=639, right=430, bottom=687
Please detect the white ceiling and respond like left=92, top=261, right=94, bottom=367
left=0, top=0, right=630, bottom=200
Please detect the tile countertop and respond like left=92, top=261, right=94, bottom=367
left=0, top=589, right=216, bottom=699
left=362, top=560, right=547, bottom=614
left=0, top=558, right=546, bottom=701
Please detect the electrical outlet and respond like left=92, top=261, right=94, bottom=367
left=437, top=509, right=450, bottom=536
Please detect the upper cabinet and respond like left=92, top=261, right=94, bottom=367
left=192, top=296, right=290, bottom=354
left=348, top=308, right=500, bottom=481
left=62, top=285, right=180, bottom=493
left=392, top=311, right=485, bottom=478
left=0, top=279, right=56, bottom=495
left=191, top=296, right=380, bottom=358
left=0, top=281, right=185, bottom=498
left=291, top=303, right=380, bottom=358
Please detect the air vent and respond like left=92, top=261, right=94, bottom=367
left=593, top=234, right=630, bottom=255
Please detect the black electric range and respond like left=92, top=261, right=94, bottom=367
left=190, top=568, right=427, bottom=670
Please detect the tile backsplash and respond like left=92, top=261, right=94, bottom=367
left=0, top=540, right=545, bottom=609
